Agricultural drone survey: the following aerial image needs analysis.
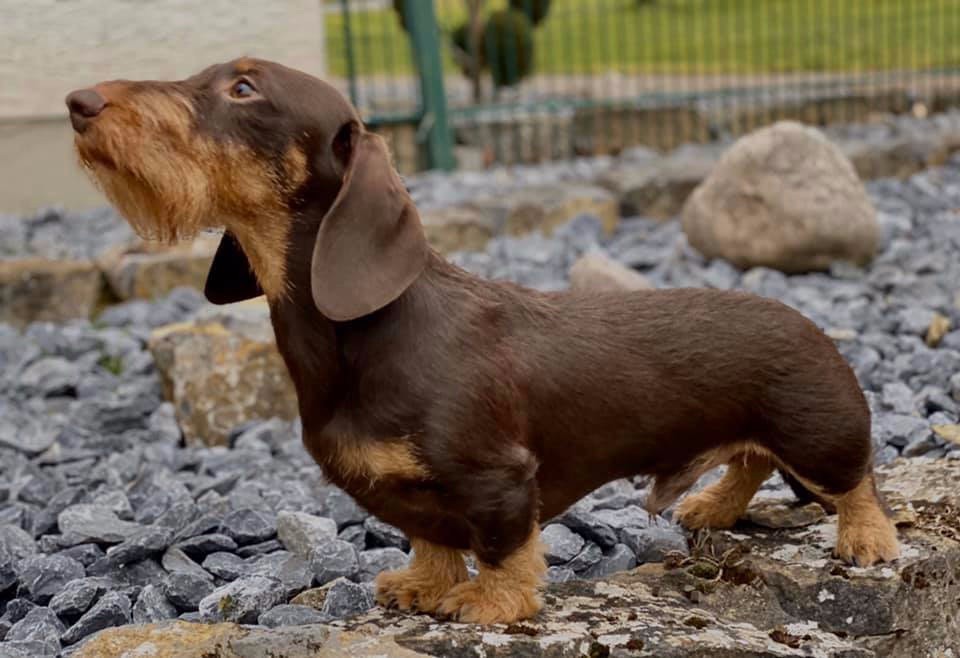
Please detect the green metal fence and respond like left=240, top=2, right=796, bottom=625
left=326, top=0, right=960, bottom=172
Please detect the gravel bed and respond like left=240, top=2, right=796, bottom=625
left=1, top=156, right=959, bottom=654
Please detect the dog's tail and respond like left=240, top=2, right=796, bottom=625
left=778, top=468, right=837, bottom=514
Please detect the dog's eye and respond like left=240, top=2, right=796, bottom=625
left=229, top=79, right=257, bottom=99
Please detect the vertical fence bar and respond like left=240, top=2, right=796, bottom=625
left=339, top=0, right=359, bottom=108
left=405, top=0, right=455, bottom=171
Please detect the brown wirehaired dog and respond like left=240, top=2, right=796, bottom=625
left=67, top=58, right=899, bottom=624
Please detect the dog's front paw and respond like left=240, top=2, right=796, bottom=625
left=435, top=580, right=541, bottom=624
left=375, top=567, right=459, bottom=613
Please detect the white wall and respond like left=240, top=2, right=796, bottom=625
left=0, top=0, right=327, bottom=213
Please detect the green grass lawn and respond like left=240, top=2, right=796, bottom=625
left=325, top=0, right=960, bottom=77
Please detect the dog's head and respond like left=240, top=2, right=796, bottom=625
left=67, top=58, right=427, bottom=321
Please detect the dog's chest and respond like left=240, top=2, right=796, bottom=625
left=304, top=432, right=429, bottom=490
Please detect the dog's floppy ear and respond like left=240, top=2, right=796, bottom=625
left=310, top=129, right=427, bottom=321
left=204, top=232, right=263, bottom=304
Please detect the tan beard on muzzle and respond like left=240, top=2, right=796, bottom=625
left=74, top=90, right=215, bottom=244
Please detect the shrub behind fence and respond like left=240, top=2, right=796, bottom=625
left=326, top=0, right=960, bottom=172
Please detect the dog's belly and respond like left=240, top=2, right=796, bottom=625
left=532, top=421, right=745, bottom=521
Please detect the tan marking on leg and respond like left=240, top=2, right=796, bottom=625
left=308, top=435, right=429, bottom=487
left=436, top=525, right=546, bottom=624
left=832, top=474, right=900, bottom=566
left=376, top=538, right=467, bottom=613
left=676, top=451, right=774, bottom=529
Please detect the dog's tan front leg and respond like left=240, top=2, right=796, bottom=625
left=376, top=538, right=468, bottom=613
left=435, top=525, right=546, bottom=624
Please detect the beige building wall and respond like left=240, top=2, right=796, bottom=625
left=0, top=0, right=327, bottom=215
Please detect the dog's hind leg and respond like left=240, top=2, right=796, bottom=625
left=675, top=449, right=774, bottom=529
left=769, top=427, right=899, bottom=566
left=828, top=472, right=899, bottom=566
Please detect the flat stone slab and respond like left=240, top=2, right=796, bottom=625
left=72, top=459, right=959, bottom=657
left=622, top=457, right=960, bottom=658
left=0, top=258, right=102, bottom=328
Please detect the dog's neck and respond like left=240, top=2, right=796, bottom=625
left=266, top=238, right=473, bottom=442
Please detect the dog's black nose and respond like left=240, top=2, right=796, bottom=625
left=65, top=88, right=106, bottom=132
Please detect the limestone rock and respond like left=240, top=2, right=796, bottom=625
left=568, top=252, right=653, bottom=292
left=466, top=184, right=619, bottom=240
left=148, top=299, right=297, bottom=446
left=682, top=121, right=879, bottom=273
left=98, top=235, right=218, bottom=300
left=599, top=148, right=719, bottom=220
left=632, top=457, right=960, bottom=657
left=421, top=205, right=499, bottom=254
left=74, top=584, right=865, bottom=657
left=0, top=258, right=102, bottom=328
left=71, top=458, right=959, bottom=657
left=932, top=423, right=960, bottom=447
left=926, top=311, right=952, bottom=347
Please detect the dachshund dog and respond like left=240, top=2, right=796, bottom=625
left=67, top=58, right=899, bottom=624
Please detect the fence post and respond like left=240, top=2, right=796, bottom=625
left=338, top=0, right=359, bottom=108
left=404, top=1, right=456, bottom=171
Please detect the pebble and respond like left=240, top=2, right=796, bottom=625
left=175, top=533, right=239, bottom=559
left=220, top=508, right=277, bottom=546
left=358, top=548, right=409, bottom=582
left=275, top=511, right=338, bottom=559
left=132, top=584, right=178, bottom=624
left=4, top=607, right=64, bottom=651
left=162, top=572, right=216, bottom=611
left=61, top=591, right=131, bottom=645
left=258, top=604, right=327, bottom=628
left=873, top=414, right=931, bottom=448
left=320, top=578, right=376, bottom=619
left=0, top=526, right=36, bottom=563
left=620, top=526, right=689, bottom=563
left=338, top=525, right=367, bottom=552
left=17, top=357, right=81, bottom=398
left=583, top=544, right=638, bottom=579
left=247, top=552, right=313, bottom=598
left=363, top=517, right=409, bottom=550
left=48, top=577, right=112, bottom=618
left=106, top=526, right=174, bottom=565
left=546, top=566, right=577, bottom=583
left=202, top=552, right=249, bottom=581
left=566, top=541, right=604, bottom=574
left=198, top=575, right=286, bottom=624
left=160, top=547, right=213, bottom=580
left=542, top=523, right=586, bottom=565
left=57, top=504, right=144, bottom=544
left=555, top=506, right=618, bottom=549
left=0, top=410, right=57, bottom=457
left=16, top=554, right=85, bottom=603
left=236, top=539, right=284, bottom=558
left=310, top=539, right=360, bottom=585
left=324, top=489, right=367, bottom=529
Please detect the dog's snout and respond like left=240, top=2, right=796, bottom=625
left=66, top=88, right=105, bottom=117
left=66, top=88, right=106, bottom=132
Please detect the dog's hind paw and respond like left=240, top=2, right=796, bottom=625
left=676, top=491, right=742, bottom=529
left=835, top=518, right=900, bottom=566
